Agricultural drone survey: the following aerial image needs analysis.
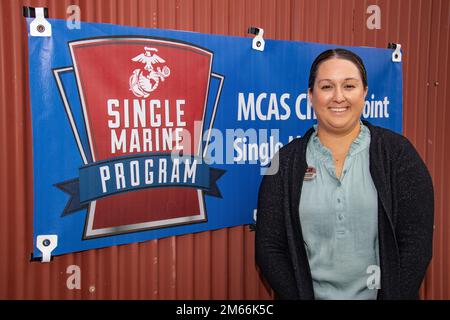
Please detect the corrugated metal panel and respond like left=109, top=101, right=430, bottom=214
left=0, top=0, right=448, bottom=299
left=351, top=0, right=450, bottom=300
left=424, top=0, right=450, bottom=300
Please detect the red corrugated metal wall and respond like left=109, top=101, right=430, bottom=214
left=0, top=0, right=448, bottom=299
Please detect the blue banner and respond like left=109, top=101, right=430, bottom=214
left=27, top=18, right=402, bottom=258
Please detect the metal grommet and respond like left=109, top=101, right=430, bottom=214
left=43, top=239, right=51, bottom=247
left=37, top=24, right=45, bottom=33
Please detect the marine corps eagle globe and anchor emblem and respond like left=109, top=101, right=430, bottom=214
left=129, top=46, right=171, bottom=98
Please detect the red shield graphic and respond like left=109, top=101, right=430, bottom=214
left=69, top=37, right=212, bottom=238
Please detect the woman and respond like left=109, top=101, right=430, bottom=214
left=255, top=48, right=434, bottom=300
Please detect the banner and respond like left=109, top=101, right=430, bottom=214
left=27, top=18, right=402, bottom=259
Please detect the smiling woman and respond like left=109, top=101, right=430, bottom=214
left=255, top=48, right=435, bottom=300
left=308, top=53, right=368, bottom=177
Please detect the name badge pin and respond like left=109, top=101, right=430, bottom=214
left=304, top=166, right=317, bottom=181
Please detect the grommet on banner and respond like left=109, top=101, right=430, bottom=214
left=36, top=235, right=58, bottom=263
left=388, top=43, right=402, bottom=62
left=26, top=6, right=52, bottom=37
left=248, top=27, right=265, bottom=52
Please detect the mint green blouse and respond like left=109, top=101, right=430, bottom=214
left=299, top=123, right=380, bottom=300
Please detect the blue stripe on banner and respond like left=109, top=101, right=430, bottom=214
left=78, top=153, right=210, bottom=203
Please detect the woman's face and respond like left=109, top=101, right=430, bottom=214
left=309, top=58, right=367, bottom=135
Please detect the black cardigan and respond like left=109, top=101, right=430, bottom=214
left=255, top=120, right=434, bottom=300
